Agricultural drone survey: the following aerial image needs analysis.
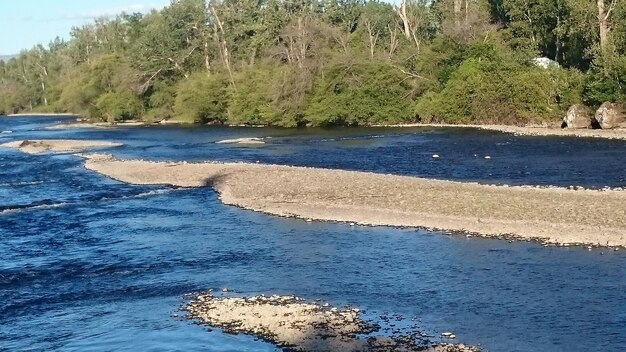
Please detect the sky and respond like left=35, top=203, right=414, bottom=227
left=0, top=0, right=169, bottom=55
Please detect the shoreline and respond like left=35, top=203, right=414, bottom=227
left=4, top=113, right=77, bottom=117
left=79, top=153, right=626, bottom=248
left=374, top=123, right=626, bottom=140
left=42, top=118, right=626, bottom=140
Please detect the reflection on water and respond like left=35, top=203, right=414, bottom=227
left=0, top=116, right=625, bottom=352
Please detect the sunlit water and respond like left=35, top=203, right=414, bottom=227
left=0, top=116, right=625, bottom=352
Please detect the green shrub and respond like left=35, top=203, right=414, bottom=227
left=583, top=51, right=626, bottom=106
left=173, top=73, right=229, bottom=123
left=228, top=65, right=282, bottom=126
left=95, top=91, right=143, bottom=122
left=305, top=61, right=415, bottom=126
left=415, top=57, right=580, bottom=124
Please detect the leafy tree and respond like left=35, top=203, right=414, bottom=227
left=0, top=0, right=624, bottom=125
left=173, top=72, right=230, bottom=123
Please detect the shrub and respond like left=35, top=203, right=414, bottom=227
left=305, top=61, right=415, bottom=126
left=173, top=73, right=229, bottom=123
left=95, top=91, right=143, bottom=122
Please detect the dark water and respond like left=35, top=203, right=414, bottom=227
left=1, top=116, right=625, bottom=352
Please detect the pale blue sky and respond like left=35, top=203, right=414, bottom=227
left=0, top=0, right=169, bottom=55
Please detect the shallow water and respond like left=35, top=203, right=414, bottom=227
left=1, top=116, right=625, bottom=352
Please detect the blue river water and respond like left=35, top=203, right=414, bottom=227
left=0, top=116, right=625, bottom=352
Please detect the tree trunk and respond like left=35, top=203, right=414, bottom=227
left=555, top=10, right=560, bottom=62
left=597, top=0, right=609, bottom=49
left=41, top=81, right=48, bottom=106
left=210, top=5, right=236, bottom=89
left=297, top=16, right=306, bottom=69
left=366, top=23, right=377, bottom=60
left=454, top=0, right=462, bottom=27
left=395, top=0, right=411, bottom=39
left=204, top=41, right=211, bottom=74
left=387, top=24, right=399, bottom=60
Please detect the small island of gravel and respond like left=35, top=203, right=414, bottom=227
left=80, top=153, right=626, bottom=248
left=0, top=139, right=122, bottom=154
left=184, top=293, right=479, bottom=352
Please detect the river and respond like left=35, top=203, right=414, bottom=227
left=1, top=116, right=625, bottom=352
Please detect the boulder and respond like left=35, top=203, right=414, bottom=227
left=562, top=104, right=591, bottom=129
left=593, top=102, right=626, bottom=129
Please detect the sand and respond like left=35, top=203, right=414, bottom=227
left=0, top=139, right=122, bottom=154
left=80, top=154, right=626, bottom=247
left=184, top=293, right=478, bottom=352
left=377, top=123, right=626, bottom=140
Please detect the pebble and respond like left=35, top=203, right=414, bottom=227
left=441, top=332, right=456, bottom=339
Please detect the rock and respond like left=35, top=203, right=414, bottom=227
left=532, top=57, right=560, bottom=69
left=216, top=137, right=265, bottom=145
left=562, top=104, right=592, bottom=129
left=593, top=102, right=626, bottom=129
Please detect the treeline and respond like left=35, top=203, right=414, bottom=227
left=0, top=0, right=624, bottom=127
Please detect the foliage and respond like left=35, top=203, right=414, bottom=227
left=415, top=39, right=583, bottom=124
left=305, top=61, right=415, bottom=126
left=95, top=91, right=143, bottom=121
left=173, top=72, right=229, bottom=123
left=0, top=0, right=625, bottom=125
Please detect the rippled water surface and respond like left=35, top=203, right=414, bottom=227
left=1, top=116, right=625, bottom=352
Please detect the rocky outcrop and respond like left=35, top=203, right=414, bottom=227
left=562, top=104, right=592, bottom=129
left=593, top=102, right=626, bottom=129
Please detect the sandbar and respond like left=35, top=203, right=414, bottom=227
left=185, top=293, right=478, bottom=352
left=1, top=139, right=122, bottom=154
left=81, top=154, right=626, bottom=247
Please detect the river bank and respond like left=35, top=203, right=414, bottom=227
left=4, top=113, right=77, bottom=117
left=376, top=123, right=626, bottom=140
left=43, top=119, right=626, bottom=140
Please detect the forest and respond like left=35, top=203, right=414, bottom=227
left=0, top=0, right=624, bottom=127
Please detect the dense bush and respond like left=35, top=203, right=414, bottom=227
left=95, top=91, right=143, bottom=122
left=305, top=62, right=415, bottom=126
left=172, top=73, right=229, bottom=123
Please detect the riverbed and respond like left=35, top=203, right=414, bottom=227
left=1, top=116, right=625, bottom=351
